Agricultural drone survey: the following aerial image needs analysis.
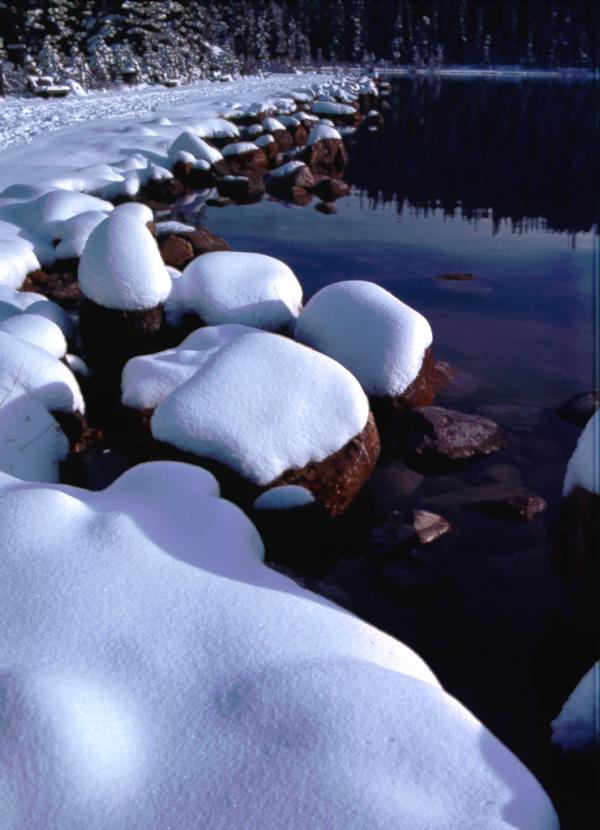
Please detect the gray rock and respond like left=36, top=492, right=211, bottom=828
left=423, top=484, right=546, bottom=522
left=556, top=391, right=600, bottom=427
left=413, top=510, right=452, bottom=545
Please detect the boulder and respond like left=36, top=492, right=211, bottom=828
left=396, top=406, right=507, bottom=472
left=303, top=137, right=348, bottom=177
left=557, top=391, right=600, bottom=427
left=422, top=483, right=546, bottom=522
left=221, top=142, right=269, bottom=175
left=158, top=235, right=194, bottom=269
left=272, top=129, right=295, bottom=151
left=311, top=176, right=350, bottom=201
left=217, top=175, right=266, bottom=204
left=315, top=201, right=337, bottom=215
left=139, top=175, right=184, bottom=206
left=266, top=161, right=316, bottom=194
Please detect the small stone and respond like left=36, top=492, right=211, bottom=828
left=436, top=273, right=475, bottom=281
left=557, top=391, right=600, bottom=427
left=423, top=484, right=546, bottom=522
left=412, top=510, right=452, bottom=545
left=311, top=177, right=350, bottom=202
left=315, top=202, right=337, bottom=215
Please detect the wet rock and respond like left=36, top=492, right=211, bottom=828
left=21, top=267, right=81, bottom=309
left=476, top=402, right=548, bottom=432
left=434, top=361, right=459, bottom=392
left=423, top=483, right=547, bottom=522
left=222, top=146, right=269, bottom=176
left=369, top=511, right=418, bottom=559
left=397, top=406, right=507, bottom=471
left=557, top=391, right=600, bottom=427
left=179, top=227, right=230, bottom=257
left=553, top=485, right=600, bottom=608
left=483, top=463, right=523, bottom=486
left=311, top=177, right=350, bottom=201
left=266, top=162, right=316, bottom=194
left=367, top=459, right=424, bottom=504
left=272, top=129, right=294, bottom=151
left=435, top=367, right=480, bottom=404
left=413, top=510, right=452, bottom=544
left=315, top=201, right=337, bottom=215
left=436, top=272, right=475, bottom=281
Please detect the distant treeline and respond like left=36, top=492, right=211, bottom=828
left=0, top=1, right=596, bottom=92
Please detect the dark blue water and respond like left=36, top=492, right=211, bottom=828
left=182, top=75, right=598, bottom=827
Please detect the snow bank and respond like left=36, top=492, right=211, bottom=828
left=0, top=460, right=558, bottom=829
left=563, top=410, right=600, bottom=496
left=169, top=251, right=303, bottom=331
left=79, top=203, right=172, bottom=311
left=0, top=314, right=67, bottom=359
left=122, top=324, right=256, bottom=410
left=295, top=281, right=433, bottom=397
left=307, top=123, right=342, bottom=146
left=551, top=662, right=599, bottom=752
left=0, top=330, right=83, bottom=480
left=152, top=331, right=369, bottom=484
left=0, top=287, right=72, bottom=338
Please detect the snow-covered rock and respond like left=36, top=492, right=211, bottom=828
left=52, top=211, right=109, bottom=261
left=262, top=117, right=286, bottom=133
left=563, top=410, right=599, bottom=497
left=0, top=460, right=559, bottom=829
left=552, top=662, right=599, bottom=752
left=169, top=252, right=303, bottom=332
left=254, top=485, right=315, bottom=510
left=79, top=203, right=172, bottom=311
left=122, top=324, right=257, bottom=411
left=0, top=330, right=84, bottom=481
left=307, top=123, right=342, bottom=146
left=168, top=131, right=223, bottom=165
left=0, top=313, right=67, bottom=359
left=295, top=281, right=434, bottom=405
left=312, top=101, right=357, bottom=118
left=222, top=141, right=261, bottom=157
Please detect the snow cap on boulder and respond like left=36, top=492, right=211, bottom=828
left=307, top=123, right=342, bottom=146
left=168, top=131, right=223, bottom=165
left=295, top=280, right=433, bottom=398
left=563, top=410, right=600, bottom=496
left=151, top=331, right=370, bottom=485
left=79, top=203, right=172, bottom=311
left=551, top=662, right=600, bottom=753
left=170, top=251, right=303, bottom=332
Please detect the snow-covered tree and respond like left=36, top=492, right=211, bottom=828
left=37, top=37, right=64, bottom=79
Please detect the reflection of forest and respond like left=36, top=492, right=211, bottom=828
left=347, top=77, right=597, bottom=234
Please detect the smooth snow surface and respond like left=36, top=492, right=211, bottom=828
left=295, top=281, right=433, bottom=397
left=0, top=461, right=558, bottom=829
left=168, top=131, right=223, bottom=165
left=307, top=123, right=343, bottom=146
left=152, top=331, right=369, bottom=484
left=222, top=141, right=260, bottom=157
left=254, top=485, right=315, bottom=510
left=312, top=101, right=357, bottom=116
left=122, top=324, right=257, bottom=410
left=552, top=662, right=599, bottom=752
left=0, top=331, right=83, bottom=481
left=0, top=313, right=67, bottom=359
left=563, top=410, right=600, bottom=496
left=78, top=203, right=172, bottom=310
left=170, top=251, right=303, bottom=331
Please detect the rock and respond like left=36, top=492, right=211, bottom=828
left=365, top=111, right=384, bottom=129
left=315, top=201, right=336, bottom=214
left=379, top=553, right=450, bottom=601
left=21, top=267, right=81, bottom=309
left=369, top=513, right=418, bottom=560
left=290, top=186, right=313, bottom=206
left=266, top=161, right=316, bottom=195
left=367, top=459, right=424, bottom=503
left=217, top=175, right=265, bottom=204
left=553, top=486, right=599, bottom=607
left=140, top=176, right=185, bottom=205
left=436, top=272, right=475, bottom=281
left=301, top=138, right=348, bottom=177
left=434, top=361, right=459, bottom=392
left=159, top=234, right=194, bottom=269
left=435, top=366, right=480, bottom=404
left=358, top=92, right=379, bottom=113
left=272, top=129, right=294, bottom=150
left=311, top=177, right=350, bottom=201
left=396, top=406, right=507, bottom=471
left=423, top=483, right=546, bottom=522
left=413, top=510, right=452, bottom=544
left=557, top=391, right=600, bottom=427
left=252, top=499, right=335, bottom=571
left=179, top=227, right=230, bottom=257
left=80, top=300, right=165, bottom=369
left=222, top=145, right=269, bottom=175
left=483, top=463, right=523, bottom=486
left=476, top=402, right=547, bottom=432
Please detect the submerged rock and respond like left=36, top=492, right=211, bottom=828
left=423, top=483, right=547, bottom=522
left=557, top=391, right=600, bottom=427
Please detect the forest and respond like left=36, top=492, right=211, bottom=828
left=0, top=0, right=596, bottom=92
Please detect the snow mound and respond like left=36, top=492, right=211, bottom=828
left=79, top=203, right=172, bottom=311
left=0, top=314, right=67, bottom=359
left=168, top=131, right=223, bottom=165
left=52, top=211, right=109, bottom=260
left=254, top=134, right=275, bottom=147
left=0, top=460, right=558, bottom=829
left=247, top=124, right=264, bottom=136
left=262, top=117, right=286, bottom=132
left=122, top=324, right=257, bottom=410
left=170, top=251, right=303, bottom=331
left=0, top=235, right=40, bottom=289
left=222, top=141, right=261, bottom=157
left=295, top=281, right=433, bottom=397
left=0, top=330, right=83, bottom=480
left=551, top=662, right=600, bottom=752
left=254, top=485, right=315, bottom=510
left=0, top=287, right=72, bottom=338
left=563, top=410, right=600, bottom=496
left=152, top=331, right=369, bottom=484
left=312, top=101, right=356, bottom=117
left=307, top=123, right=342, bottom=146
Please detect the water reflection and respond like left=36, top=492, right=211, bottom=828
left=346, top=76, right=597, bottom=236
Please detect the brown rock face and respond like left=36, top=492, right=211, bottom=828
left=159, top=235, right=194, bottom=269
left=21, top=266, right=81, bottom=308
left=272, top=129, right=294, bottom=151
left=79, top=299, right=165, bottom=369
left=553, top=486, right=600, bottom=606
left=140, top=176, right=184, bottom=205
left=217, top=175, right=265, bottom=204
left=395, top=404, right=507, bottom=472
left=302, top=139, right=348, bottom=177
left=182, top=227, right=230, bottom=256
left=371, top=347, right=438, bottom=424
left=422, top=484, right=546, bottom=522
left=266, top=164, right=316, bottom=195
left=223, top=147, right=269, bottom=175
left=290, top=186, right=313, bottom=207
left=268, top=412, right=380, bottom=517
left=311, top=177, right=350, bottom=201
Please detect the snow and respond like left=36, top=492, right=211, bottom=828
left=0, top=330, right=84, bottom=481
left=563, top=410, right=600, bottom=496
left=278, top=115, right=301, bottom=128
left=254, top=485, right=315, bottom=510
left=222, top=141, right=261, bottom=157
left=169, top=251, right=303, bottom=331
left=551, top=662, right=599, bottom=752
left=0, top=314, right=67, bottom=359
left=0, top=459, right=558, bottom=829
left=269, top=160, right=306, bottom=178
left=295, top=281, right=433, bottom=398
left=254, top=133, right=275, bottom=147
left=262, top=117, right=286, bottom=132
left=78, top=203, right=172, bottom=311
left=307, top=123, right=342, bottom=146
left=0, top=287, right=72, bottom=339
left=52, top=211, right=110, bottom=260
left=247, top=124, right=264, bottom=136
left=122, top=324, right=257, bottom=411
left=168, top=131, right=223, bottom=165
left=151, top=331, right=369, bottom=485
left=312, top=101, right=357, bottom=116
